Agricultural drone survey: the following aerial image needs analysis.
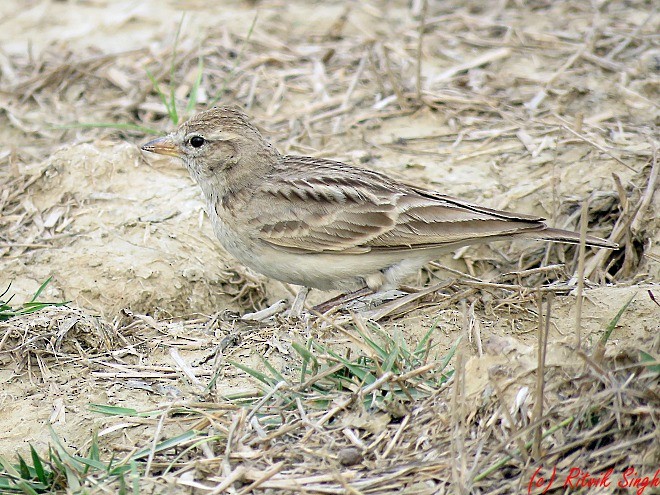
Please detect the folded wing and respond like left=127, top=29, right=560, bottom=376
left=245, top=156, right=548, bottom=254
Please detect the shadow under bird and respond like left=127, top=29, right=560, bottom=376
left=141, top=107, right=618, bottom=309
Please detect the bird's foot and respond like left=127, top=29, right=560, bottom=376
left=242, top=287, right=314, bottom=321
left=343, top=289, right=409, bottom=312
left=312, top=287, right=373, bottom=314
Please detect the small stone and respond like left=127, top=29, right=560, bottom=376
left=337, top=447, right=363, bottom=466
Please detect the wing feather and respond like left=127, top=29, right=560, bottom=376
left=243, top=156, right=546, bottom=254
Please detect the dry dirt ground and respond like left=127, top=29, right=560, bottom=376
left=0, top=0, right=658, bottom=493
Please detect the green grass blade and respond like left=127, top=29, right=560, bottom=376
left=118, top=471, right=127, bottom=495
left=414, top=317, right=441, bottom=358
left=381, top=338, right=400, bottom=373
left=130, top=460, right=140, bottom=495
left=19, top=302, right=68, bottom=317
left=131, top=430, right=198, bottom=460
left=599, top=294, right=635, bottom=347
left=17, top=455, right=31, bottom=480
left=72, top=456, right=110, bottom=472
left=230, top=360, right=277, bottom=387
left=352, top=324, right=388, bottom=360
left=146, top=68, right=172, bottom=117
left=259, top=356, right=287, bottom=384
left=89, top=404, right=139, bottom=416
left=170, top=14, right=184, bottom=78
left=206, top=367, right=221, bottom=392
left=186, top=56, right=204, bottom=113
left=165, top=13, right=185, bottom=125
left=0, top=454, right=21, bottom=478
left=15, top=481, right=40, bottom=495
left=29, top=277, right=51, bottom=303
left=312, top=342, right=376, bottom=385
left=0, top=277, right=70, bottom=320
left=639, top=351, right=660, bottom=374
left=88, top=432, right=100, bottom=463
left=46, top=446, right=68, bottom=484
left=438, top=335, right=462, bottom=373
left=106, top=464, right=133, bottom=478
left=168, top=89, right=178, bottom=125
left=29, top=447, right=47, bottom=485
left=291, top=341, right=316, bottom=361
left=89, top=403, right=163, bottom=418
left=310, top=341, right=376, bottom=384
left=292, top=340, right=317, bottom=383
left=0, top=479, right=15, bottom=493
left=48, top=427, right=84, bottom=473
left=47, top=435, right=82, bottom=492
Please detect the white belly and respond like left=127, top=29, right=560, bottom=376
left=206, top=200, right=436, bottom=291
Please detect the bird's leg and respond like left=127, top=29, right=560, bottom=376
left=289, top=286, right=311, bottom=318
left=313, top=287, right=373, bottom=313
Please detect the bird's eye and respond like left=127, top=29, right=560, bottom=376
left=189, top=136, right=206, bottom=148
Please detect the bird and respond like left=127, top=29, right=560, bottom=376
left=141, top=106, right=618, bottom=312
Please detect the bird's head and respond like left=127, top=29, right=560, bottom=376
left=141, top=106, right=277, bottom=185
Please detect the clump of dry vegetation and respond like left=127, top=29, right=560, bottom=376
left=0, top=0, right=657, bottom=493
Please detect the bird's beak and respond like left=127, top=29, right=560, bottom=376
left=141, top=136, right=182, bottom=158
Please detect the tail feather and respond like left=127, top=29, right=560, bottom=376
left=528, top=227, right=618, bottom=249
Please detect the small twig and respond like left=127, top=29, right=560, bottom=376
left=491, top=378, right=529, bottom=465
left=360, top=281, right=453, bottom=321
left=144, top=403, right=173, bottom=478
left=432, top=47, right=511, bottom=84
left=555, top=116, right=637, bottom=172
left=502, top=264, right=565, bottom=277
left=341, top=54, right=367, bottom=110
left=209, top=465, right=246, bottom=494
left=631, top=144, right=658, bottom=233
left=246, top=381, right=288, bottom=422
left=548, top=46, right=587, bottom=87
left=381, top=413, right=410, bottom=459
left=605, top=11, right=653, bottom=60
left=575, top=199, right=589, bottom=349
left=450, top=348, right=466, bottom=492
left=171, top=348, right=205, bottom=390
left=380, top=44, right=407, bottom=108
left=532, top=293, right=552, bottom=459
left=236, top=462, right=285, bottom=495
left=358, top=371, right=393, bottom=399
left=474, top=417, right=575, bottom=482
left=415, top=0, right=428, bottom=102
left=333, top=53, right=368, bottom=134
left=585, top=152, right=656, bottom=277
left=467, top=300, right=483, bottom=357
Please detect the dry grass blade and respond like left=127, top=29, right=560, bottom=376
left=533, top=293, right=552, bottom=459
left=574, top=200, right=589, bottom=349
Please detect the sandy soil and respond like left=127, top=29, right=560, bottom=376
left=0, top=0, right=657, bottom=493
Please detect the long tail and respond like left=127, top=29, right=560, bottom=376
left=526, top=227, right=619, bottom=249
